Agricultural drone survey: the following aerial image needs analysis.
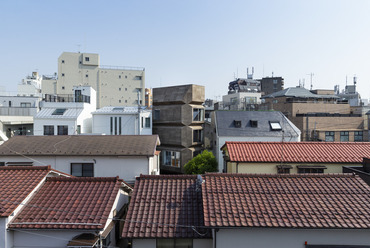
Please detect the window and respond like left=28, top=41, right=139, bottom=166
left=162, top=151, right=180, bottom=167
left=85, top=74, right=88, bottom=78
left=157, top=239, right=192, bottom=248
left=119, top=88, right=121, bottom=91
left=340, top=131, right=349, bottom=142
left=119, top=100, right=121, bottom=103
left=250, top=120, right=258, bottom=127
left=85, top=57, right=90, bottom=62
left=62, top=73, right=65, bottom=77
left=193, top=108, right=204, bottom=122
left=145, top=117, right=150, bottom=128
left=71, top=163, right=94, bottom=177
left=134, top=76, right=142, bottom=80
left=8, top=101, right=11, bottom=107
left=57, top=125, right=68, bottom=135
left=62, top=86, right=65, bottom=90
left=0, top=162, right=5, bottom=166
left=61, top=60, right=65, bottom=64
left=125, top=88, right=127, bottom=91
left=234, top=120, right=241, bottom=128
left=20, top=102, right=31, bottom=108
left=193, top=129, right=203, bottom=143
left=52, top=108, right=67, bottom=115
left=277, top=165, right=292, bottom=174
left=110, top=117, right=122, bottom=135
left=154, top=110, right=160, bottom=121
left=43, top=125, right=54, bottom=135
left=270, top=121, right=282, bottom=130
left=77, top=125, right=81, bottom=134
left=325, top=131, right=335, bottom=142
left=297, top=166, right=326, bottom=174
left=119, top=75, right=121, bottom=79
left=354, top=131, right=363, bottom=141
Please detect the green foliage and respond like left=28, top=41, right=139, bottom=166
left=184, top=150, right=218, bottom=174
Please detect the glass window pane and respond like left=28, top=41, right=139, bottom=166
left=176, top=239, right=193, bottom=248
left=71, top=164, right=82, bottom=177
left=157, top=239, right=174, bottom=248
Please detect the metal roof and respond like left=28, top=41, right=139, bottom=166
left=262, top=87, right=339, bottom=99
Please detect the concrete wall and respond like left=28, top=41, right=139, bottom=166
left=216, top=228, right=370, bottom=248
left=0, top=156, right=152, bottom=184
left=33, top=117, right=78, bottom=136
left=56, top=52, right=145, bottom=108
left=226, top=161, right=358, bottom=174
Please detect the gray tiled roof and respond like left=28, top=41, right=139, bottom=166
left=262, top=87, right=339, bottom=99
left=0, top=135, right=159, bottom=156
left=215, top=111, right=300, bottom=138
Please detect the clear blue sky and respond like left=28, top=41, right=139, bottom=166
left=1, top=0, right=369, bottom=100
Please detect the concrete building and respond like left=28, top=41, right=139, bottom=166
left=17, top=71, right=42, bottom=97
left=152, top=84, right=205, bottom=174
left=42, top=52, right=145, bottom=108
left=145, top=88, right=152, bottom=109
left=34, top=86, right=96, bottom=135
left=260, top=76, right=284, bottom=96
left=221, top=91, right=261, bottom=111
left=92, top=106, right=152, bottom=135
left=262, top=86, right=367, bottom=141
left=210, top=111, right=301, bottom=171
left=0, top=95, right=41, bottom=139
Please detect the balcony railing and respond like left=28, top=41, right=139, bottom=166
left=0, top=107, right=38, bottom=116
left=44, top=94, right=90, bottom=103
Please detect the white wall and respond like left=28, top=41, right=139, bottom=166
left=0, top=155, right=151, bottom=184
left=216, top=228, right=370, bottom=248
left=0, top=218, right=13, bottom=248
left=33, top=118, right=78, bottom=136
left=13, top=229, right=95, bottom=248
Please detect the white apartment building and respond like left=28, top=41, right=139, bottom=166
left=42, top=52, right=145, bottom=108
left=33, top=86, right=96, bottom=135
left=17, top=71, right=42, bottom=97
left=92, top=106, right=152, bottom=135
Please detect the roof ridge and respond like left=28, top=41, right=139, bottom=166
left=139, top=174, right=197, bottom=179
left=46, top=176, right=120, bottom=182
left=203, top=173, right=357, bottom=178
left=0, top=165, right=51, bottom=171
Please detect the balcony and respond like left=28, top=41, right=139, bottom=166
left=44, top=94, right=90, bottom=104
left=0, top=107, right=38, bottom=116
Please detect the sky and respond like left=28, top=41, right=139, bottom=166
left=0, top=0, right=369, bottom=101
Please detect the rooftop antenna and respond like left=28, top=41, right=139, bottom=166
left=346, top=75, right=347, bottom=86
left=272, top=71, right=274, bottom=78
left=77, top=44, right=81, bottom=53
left=353, top=75, right=357, bottom=85
left=307, top=73, right=314, bottom=90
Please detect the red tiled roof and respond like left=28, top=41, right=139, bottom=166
left=0, top=166, right=56, bottom=217
left=223, top=142, right=370, bottom=163
left=202, top=173, right=370, bottom=229
left=122, top=175, right=210, bottom=239
left=9, top=177, right=123, bottom=230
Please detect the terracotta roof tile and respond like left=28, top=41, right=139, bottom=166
left=9, top=177, right=123, bottom=230
left=202, top=173, right=370, bottom=229
left=0, top=135, right=160, bottom=157
left=0, top=166, right=56, bottom=217
left=223, top=142, right=370, bottom=163
left=122, top=175, right=210, bottom=238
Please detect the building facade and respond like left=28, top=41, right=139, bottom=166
left=42, top=52, right=145, bottom=108
left=152, top=84, right=205, bottom=173
left=92, top=106, right=152, bottom=135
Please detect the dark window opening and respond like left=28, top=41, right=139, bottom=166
left=71, top=163, right=94, bottom=177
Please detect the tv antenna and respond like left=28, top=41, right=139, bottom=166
left=307, top=73, right=314, bottom=90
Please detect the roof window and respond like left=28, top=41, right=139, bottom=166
left=234, top=120, right=241, bottom=128
left=52, top=108, right=67, bottom=115
left=250, top=120, right=258, bottom=128
left=270, top=121, right=282, bottom=130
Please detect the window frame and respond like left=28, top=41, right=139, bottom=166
left=156, top=238, right=193, bottom=248
left=57, top=125, right=68, bottom=135
left=162, top=151, right=180, bottom=167
left=340, top=131, right=349, bottom=142
left=193, top=108, right=205, bottom=122
left=354, top=131, right=363, bottom=142
left=43, top=125, right=54, bottom=135
left=325, top=131, right=335, bottom=142
left=193, top=129, right=203, bottom=143
left=70, top=163, right=94, bottom=177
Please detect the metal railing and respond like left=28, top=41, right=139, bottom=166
left=100, top=65, right=145, bottom=71
left=44, top=94, right=90, bottom=103
left=0, top=107, right=38, bottom=116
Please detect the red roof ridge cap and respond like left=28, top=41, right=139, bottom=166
left=0, top=165, right=51, bottom=171
left=139, top=174, right=197, bottom=180
left=46, top=177, right=120, bottom=182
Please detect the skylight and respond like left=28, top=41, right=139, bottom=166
left=270, top=122, right=282, bottom=130
left=52, top=109, right=67, bottom=115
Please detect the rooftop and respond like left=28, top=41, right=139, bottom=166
left=0, top=135, right=160, bottom=157
left=122, top=175, right=210, bottom=239
left=215, top=111, right=300, bottom=138
left=9, top=177, right=125, bottom=230
left=222, top=141, right=370, bottom=163
left=202, top=173, right=370, bottom=229
left=0, top=166, right=67, bottom=217
left=262, top=87, right=339, bottom=99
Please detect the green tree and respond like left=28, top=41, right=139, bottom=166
left=184, top=150, right=218, bottom=174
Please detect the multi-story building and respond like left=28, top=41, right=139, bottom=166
left=17, top=71, right=42, bottom=97
left=260, top=76, right=284, bottom=96
left=33, top=86, right=96, bottom=135
left=92, top=106, right=152, bottom=135
left=42, top=52, right=145, bottom=108
left=145, top=88, right=152, bottom=108
left=262, top=86, right=367, bottom=142
left=152, top=84, right=205, bottom=173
